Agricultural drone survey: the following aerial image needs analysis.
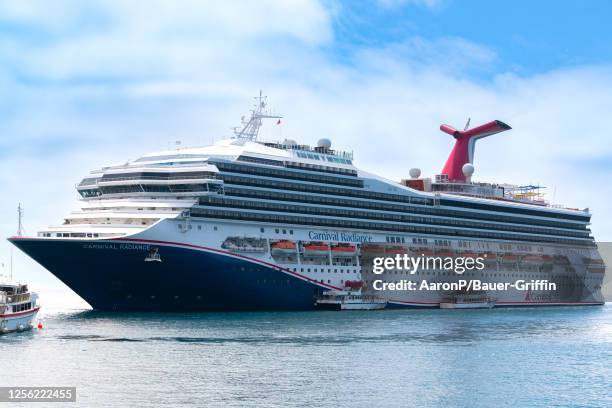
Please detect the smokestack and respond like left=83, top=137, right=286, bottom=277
left=440, top=120, right=511, bottom=181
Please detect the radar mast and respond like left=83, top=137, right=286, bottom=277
left=234, top=90, right=282, bottom=141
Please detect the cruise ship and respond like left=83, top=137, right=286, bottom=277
left=9, top=94, right=606, bottom=310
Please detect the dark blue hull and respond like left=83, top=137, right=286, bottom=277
left=9, top=237, right=329, bottom=311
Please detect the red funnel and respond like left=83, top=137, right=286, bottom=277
left=440, top=120, right=511, bottom=181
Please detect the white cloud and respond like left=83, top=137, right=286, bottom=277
left=0, top=0, right=610, bottom=308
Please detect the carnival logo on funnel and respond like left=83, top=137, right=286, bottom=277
left=308, top=231, right=373, bottom=243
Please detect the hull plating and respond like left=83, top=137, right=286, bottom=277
left=10, top=238, right=327, bottom=311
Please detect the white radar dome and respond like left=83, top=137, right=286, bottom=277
left=409, top=168, right=421, bottom=179
left=317, top=138, right=332, bottom=149
left=283, top=139, right=298, bottom=146
left=462, top=163, right=475, bottom=178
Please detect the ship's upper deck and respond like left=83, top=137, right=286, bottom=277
left=37, top=93, right=595, bottom=246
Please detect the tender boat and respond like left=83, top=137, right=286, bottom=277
left=315, top=281, right=387, bottom=310
left=270, top=240, right=297, bottom=255
left=384, top=245, right=406, bottom=255
left=330, top=243, right=357, bottom=256
left=439, top=292, right=496, bottom=309
left=0, top=282, right=40, bottom=334
left=302, top=242, right=330, bottom=257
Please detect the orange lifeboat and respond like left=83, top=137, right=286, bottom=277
left=303, top=242, right=330, bottom=256
left=385, top=245, right=406, bottom=254
left=521, top=254, right=545, bottom=263
left=344, top=280, right=364, bottom=290
left=461, top=252, right=481, bottom=259
left=270, top=240, right=297, bottom=254
left=331, top=243, right=357, bottom=256
left=541, top=255, right=553, bottom=263
left=361, top=244, right=386, bottom=254
left=482, top=252, right=497, bottom=261
left=521, top=254, right=555, bottom=265
left=583, top=257, right=605, bottom=273
left=415, top=248, right=435, bottom=257
left=501, top=253, right=519, bottom=262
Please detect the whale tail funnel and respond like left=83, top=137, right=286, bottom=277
left=440, top=120, right=511, bottom=181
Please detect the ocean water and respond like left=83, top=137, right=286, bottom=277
left=1, top=306, right=611, bottom=408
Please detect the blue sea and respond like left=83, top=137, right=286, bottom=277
left=2, top=305, right=611, bottom=407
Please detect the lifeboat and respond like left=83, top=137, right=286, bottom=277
left=331, top=243, right=358, bottom=256
left=270, top=240, right=297, bottom=255
left=385, top=245, right=406, bottom=254
left=361, top=244, right=386, bottom=254
left=587, top=265, right=606, bottom=273
left=541, top=255, right=553, bottom=262
left=583, top=257, right=605, bottom=265
left=500, top=253, right=519, bottom=262
left=413, top=248, right=434, bottom=257
left=460, top=252, right=481, bottom=260
left=344, top=280, right=364, bottom=289
left=522, top=254, right=555, bottom=265
left=521, top=254, right=545, bottom=263
left=583, top=257, right=605, bottom=273
left=553, top=255, right=570, bottom=265
left=482, top=252, right=497, bottom=261
left=303, top=242, right=330, bottom=256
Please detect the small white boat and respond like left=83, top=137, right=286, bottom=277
left=315, top=281, right=387, bottom=310
left=0, top=282, right=40, bottom=334
left=439, top=293, right=495, bottom=309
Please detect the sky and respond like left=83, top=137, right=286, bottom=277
left=0, top=0, right=611, bottom=309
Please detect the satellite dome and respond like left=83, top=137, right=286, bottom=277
left=462, top=163, right=475, bottom=178
left=317, top=138, right=332, bottom=149
left=409, top=168, right=421, bottom=179
left=283, top=139, right=298, bottom=146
